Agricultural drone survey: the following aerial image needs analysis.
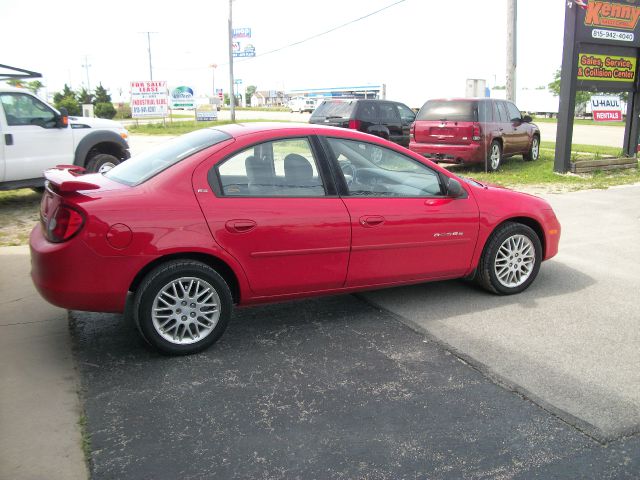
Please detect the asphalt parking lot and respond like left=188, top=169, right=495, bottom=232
left=67, top=185, right=640, bottom=479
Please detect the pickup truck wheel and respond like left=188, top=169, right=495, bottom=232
left=86, top=153, right=120, bottom=173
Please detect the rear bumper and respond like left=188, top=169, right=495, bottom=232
left=30, top=224, right=136, bottom=313
left=409, top=141, right=486, bottom=164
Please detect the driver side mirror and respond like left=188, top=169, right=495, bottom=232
left=446, top=177, right=466, bottom=198
left=522, top=114, right=533, bottom=123
left=56, top=107, right=69, bottom=129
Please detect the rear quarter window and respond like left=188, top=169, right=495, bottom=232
left=416, top=100, right=478, bottom=122
left=310, top=101, right=355, bottom=120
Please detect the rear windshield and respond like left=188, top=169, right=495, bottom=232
left=416, top=100, right=478, bottom=122
left=105, top=129, right=231, bottom=186
left=310, top=101, right=355, bottom=120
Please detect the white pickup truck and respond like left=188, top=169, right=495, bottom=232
left=0, top=86, right=130, bottom=190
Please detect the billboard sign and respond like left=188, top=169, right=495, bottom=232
left=232, top=27, right=251, bottom=38
left=232, top=26, right=255, bottom=57
left=591, top=94, right=624, bottom=121
left=170, top=86, right=195, bottom=109
left=130, top=80, right=168, bottom=118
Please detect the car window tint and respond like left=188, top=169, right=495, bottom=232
left=358, top=102, right=377, bottom=122
left=396, top=103, right=416, bottom=123
left=478, top=101, right=493, bottom=123
left=310, top=101, right=355, bottom=120
left=326, top=137, right=442, bottom=198
left=217, top=137, right=325, bottom=197
left=379, top=103, right=400, bottom=123
left=506, top=102, right=522, bottom=121
left=497, top=102, right=510, bottom=123
left=416, top=100, right=477, bottom=121
left=0, top=93, right=55, bottom=126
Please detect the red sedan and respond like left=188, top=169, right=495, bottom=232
left=30, top=123, right=561, bottom=355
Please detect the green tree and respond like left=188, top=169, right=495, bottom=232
left=223, top=93, right=230, bottom=106
left=93, top=83, right=112, bottom=104
left=77, top=87, right=94, bottom=105
left=94, top=102, right=116, bottom=119
left=549, top=68, right=591, bottom=106
left=245, top=85, right=257, bottom=106
left=26, top=80, right=44, bottom=95
left=53, top=84, right=81, bottom=116
left=5, top=79, right=24, bottom=88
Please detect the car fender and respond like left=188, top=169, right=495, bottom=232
left=74, top=130, right=129, bottom=166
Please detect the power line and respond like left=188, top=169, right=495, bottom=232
left=154, top=0, right=407, bottom=72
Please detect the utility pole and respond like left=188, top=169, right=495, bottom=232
left=506, top=0, right=517, bottom=102
left=81, top=55, right=91, bottom=91
left=141, top=32, right=158, bottom=80
left=228, top=0, right=235, bottom=122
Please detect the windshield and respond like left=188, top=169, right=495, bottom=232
left=416, top=100, right=478, bottom=122
left=310, top=101, right=355, bottom=119
left=105, top=129, right=231, bottom=186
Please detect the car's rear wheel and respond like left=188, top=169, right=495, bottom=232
left=86, top=153, right=120, bottom=173
left=488, top=140, right=502, bottom=172
left=476, top=222, right=542, bottom=295
left=134, top=260, right=232, bottom=355
left=523, top=135, right=540, bottom=161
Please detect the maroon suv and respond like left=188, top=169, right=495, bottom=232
left=409, top=98, right=540, bottom=172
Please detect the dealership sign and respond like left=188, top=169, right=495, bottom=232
left=590, top=95, right=624, bottom=121
left=577, top=53, right=637, bottom=82
left=130, top=81, right=168, bottom=118
left=170, top=86, right=195, bottom=109
left=577, top=0, right=640, bottom=47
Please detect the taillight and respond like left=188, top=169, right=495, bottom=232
left=348, top=119, right=362, bottom=130
left=45, top=205, right=85, bottom=243
left=410, top=122, right=415, bottom=140
left=472, top=123, right=481, bottom=142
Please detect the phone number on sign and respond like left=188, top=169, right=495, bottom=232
left=592, top=29, right=634, bottom=42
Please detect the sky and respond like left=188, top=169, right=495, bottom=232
left=0, top=0, right=566, bottom=108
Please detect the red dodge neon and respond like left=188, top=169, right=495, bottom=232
left=30, top=123, right=560, bottom=355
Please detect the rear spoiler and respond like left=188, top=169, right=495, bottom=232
left=44, top=165, right=100, bottom=192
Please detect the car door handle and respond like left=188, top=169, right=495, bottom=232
left=424, top=198, right=452, bottom=207
left=4, top=134, right=13, bottom=146
left=359, top=215, right=385, bottom=227
left=225, top=219, right=257, bottom=233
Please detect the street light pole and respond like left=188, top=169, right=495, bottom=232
left=209, top=64, right=217, bottom=97
left=228, top=0, right=235, bottom=122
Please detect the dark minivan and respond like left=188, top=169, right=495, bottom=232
left=409, top=98, right=540, bottom=172
left=309, top=99, right=416, bottom=147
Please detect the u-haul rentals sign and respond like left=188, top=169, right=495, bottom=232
left=590, top=95, right=623, bottom=122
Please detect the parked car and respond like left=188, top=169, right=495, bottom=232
left=309, top=99, right=416, bottom=147
left=288, top=97, right=316, bottom=113
left=30, top=123, right=560, bottom=355
left=409, top=98, right=540, bottom=172
left=0, top=86, right=130, bottom=191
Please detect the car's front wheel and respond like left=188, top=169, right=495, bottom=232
left=134, top=260, right=233, bottom=355
left=86, top=153, right=120, bottom=173
left=523, top=135, right=540, bottom=161
left=476, top=222, right=542, bottom=295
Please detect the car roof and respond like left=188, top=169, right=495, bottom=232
left=210, top=121, right=358, bottom=139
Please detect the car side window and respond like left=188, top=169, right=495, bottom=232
left=0, top=93, right=56, bottom=127
left=216, top=137, right=326, bottom=197
left=478, top=101, right=493, bottom=123
left=506, top=102, right=522, bottom=121
left=396, top=103, right=416, bottom=124
left=358, top=102, right=377, bottom=122
left=326, top=137, right=443, bottom=198
left=379, top=102, right=401, bottom=123
left=496, top=101, right=510, bottom=123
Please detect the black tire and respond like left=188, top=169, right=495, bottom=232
left=487, top=140, right=502, bottom=172
left=133, top=260, right=233, bottom=355
left=523, top=135, right=540, bottom=161
left=86, top=153, right=120, bottom=173
left=476, top=222, right=542, bottom=295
